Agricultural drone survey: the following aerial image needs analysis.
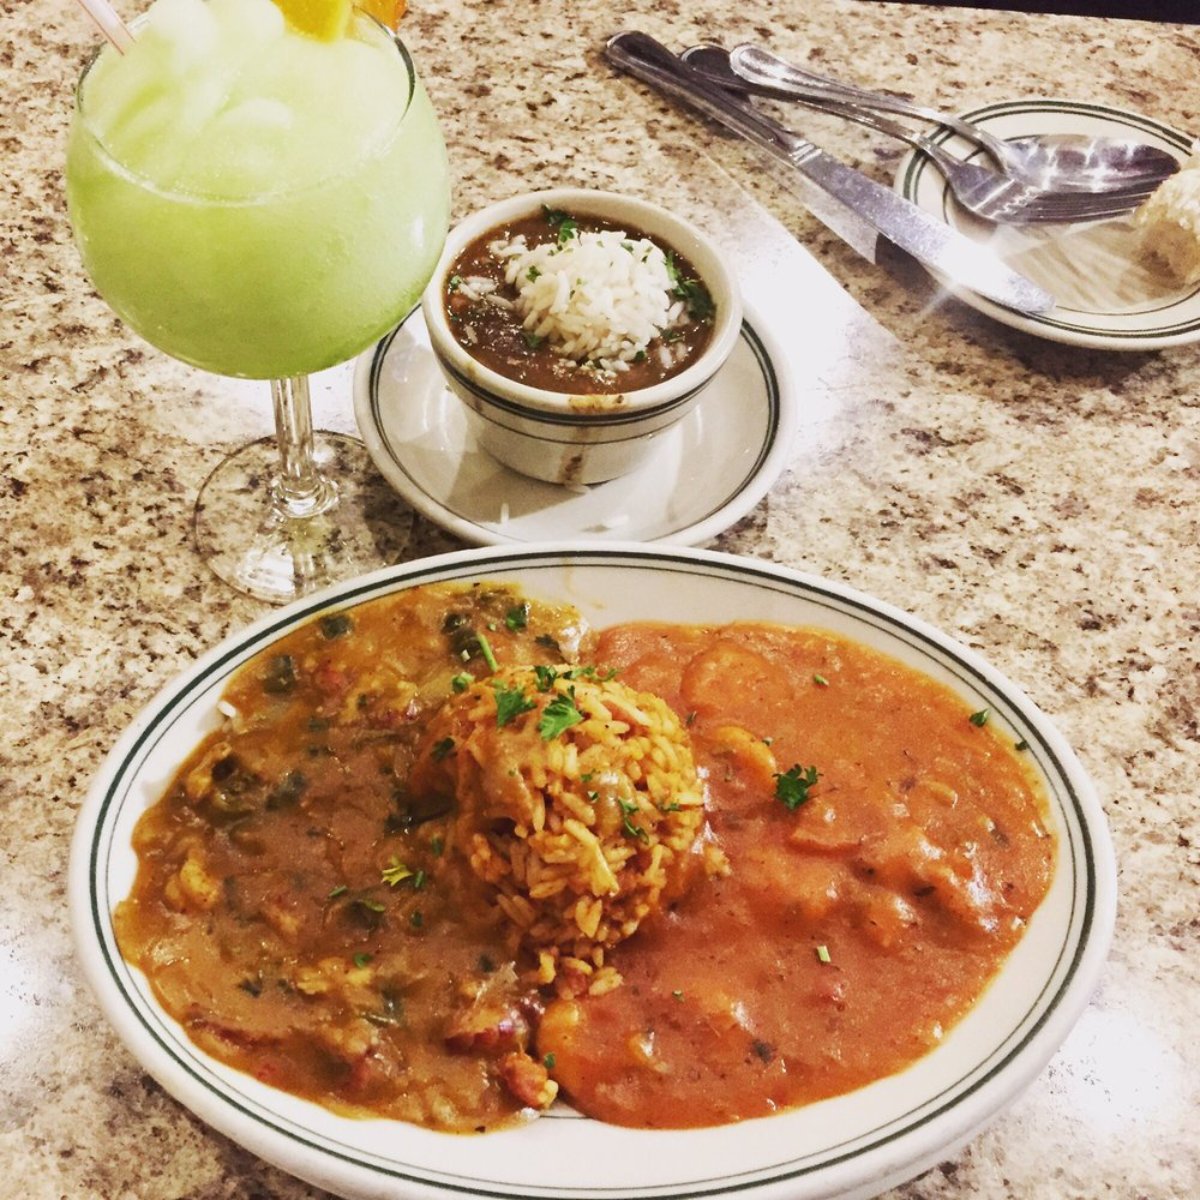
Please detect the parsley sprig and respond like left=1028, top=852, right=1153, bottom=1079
left=774, top=764, right=820, bottom=811
left=542, top=205, right=579, bottom=245
left=664, top=251, right=715, bottom=320
left=538, top=687, right=583, bottom=740
left=494, top=682, right=537, bottom=727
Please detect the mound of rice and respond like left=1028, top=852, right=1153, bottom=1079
left=411, top=665, right=709, bottom=993
left=489, top=229, right=692, bottom=370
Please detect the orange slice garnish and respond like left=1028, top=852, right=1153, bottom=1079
left=270, top=0, right=353, bottom=40
left=358, top=0, right=407, bottom=29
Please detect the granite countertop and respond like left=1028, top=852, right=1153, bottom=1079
left=2, top=0, right=1198, bottom=1195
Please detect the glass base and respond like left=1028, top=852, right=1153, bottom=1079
left=193, top=433, right=414, bottom=605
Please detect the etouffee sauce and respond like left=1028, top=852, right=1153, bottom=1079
left=115, top=583, right=584, bottom=1132
left=115, top=585, right=1055, bottom=1133
left=539, top=622, right=1055, bottom=1126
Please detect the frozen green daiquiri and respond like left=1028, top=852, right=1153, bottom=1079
left=66, top=0, right=450, bottom=600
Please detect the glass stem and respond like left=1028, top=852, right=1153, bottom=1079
left=270, top=375, right=337, bottom=520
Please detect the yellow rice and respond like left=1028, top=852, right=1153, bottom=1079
left=414, top=666, right=707, bottom=991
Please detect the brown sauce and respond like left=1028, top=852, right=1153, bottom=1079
left=116, top=585, right=1055, bottom=1133
left=115, top=583, right=585, bottom=1132
left=443, top=207, right=715, bottom=395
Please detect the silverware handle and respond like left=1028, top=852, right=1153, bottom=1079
left=680, top=44, right=948, bottom=162
left=729, top=43, right=1010, bottom=161
left=604, top=32, right=816, bottom=166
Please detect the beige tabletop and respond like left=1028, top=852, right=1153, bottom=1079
left=3, top=0, right=1199, bottom=1196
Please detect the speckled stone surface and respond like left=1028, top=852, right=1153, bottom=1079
left=2, top=0, right=1199, bottom=1196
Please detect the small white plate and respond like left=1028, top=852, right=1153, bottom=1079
left=70, top=545, right=1116, bottom=1200
left=352, top=306, right=797, bottom=545
left=896, top=98, right=1198, bottom=349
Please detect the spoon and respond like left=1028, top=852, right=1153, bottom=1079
left=679, top=45, right=1161, bottom=224
left=729, top=43, right=1181, bottom=194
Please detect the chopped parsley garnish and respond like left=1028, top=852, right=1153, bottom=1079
left=774, top=763, right=820, bottom=811
left=494, top=682, right=536, bottom=727
left=431, top=736, right=455, bottom=761
left=618, top=798, right=649, bottom=842
left=353, top=953, right=373, bottom=969
left=527, top=266, right=541, bottom=282
left=543, top=1052, right=557, bottom=1069
left=676, top=278, right=714, bottom=320
left=663, top=251, right=715, bottom=319
left=450, top=672, right=472, bottom=693
left=382, top=857, right=415, bottom=887
left=521, top=329, right=546, bottom=350
left=969, top=708, right=991, bottom=727
left=327, top=885, right=348, bottom=899
left=505, top=603, right=529, bottom=631
left=430, top=835, right=445, bottom=856
left=1015, top=738, right=1029, bottom=751
left=542, top=205, right=578, bottom=244
left=447, top=274, right=462, bottom=292
left=534, top=664, right=559, bottom=691
left=813, top=673, right=830, bottom=687
left=538, top=687, right=584, bottom=740
left=815, top=944, right=832, bottom=964
left=575, top=664, right=617, bottom=681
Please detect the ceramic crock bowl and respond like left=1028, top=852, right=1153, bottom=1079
left=420, top=187, right=743, bottom=486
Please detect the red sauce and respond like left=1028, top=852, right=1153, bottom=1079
left=537, top=622, right=1055, bottom=1127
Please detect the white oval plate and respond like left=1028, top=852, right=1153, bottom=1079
left=896, top=98, right=1198, bottom=348
left=352, top=306, right=797, bottom=545
left=70, top=544, right=1115, bottom=1200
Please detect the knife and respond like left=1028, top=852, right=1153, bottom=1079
left=604, top=31, right=1055, bottom=316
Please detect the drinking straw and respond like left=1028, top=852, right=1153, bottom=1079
left=74, top=0, right=135, bottom=53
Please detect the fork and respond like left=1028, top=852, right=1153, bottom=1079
left=726, top=43, right=1178, bottom=192
left=679, top=44, right=1159, bottom=225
